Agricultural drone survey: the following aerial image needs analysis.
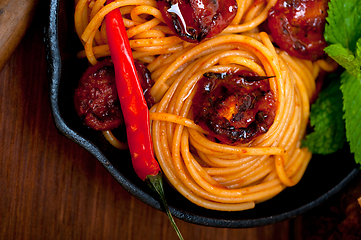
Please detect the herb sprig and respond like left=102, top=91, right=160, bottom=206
left=302, top=0, right=361, bottom=167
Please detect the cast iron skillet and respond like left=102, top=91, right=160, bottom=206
left=44, top=0, right=360, bottom=228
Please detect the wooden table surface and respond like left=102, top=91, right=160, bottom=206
left=1, top=2, right=361, bottom=240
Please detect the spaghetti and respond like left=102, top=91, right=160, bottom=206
left=74, top=0, right=338, bottom=211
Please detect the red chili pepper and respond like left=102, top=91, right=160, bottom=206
left=105, top=1, right=183, bottom=239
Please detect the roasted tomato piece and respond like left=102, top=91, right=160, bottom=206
left=74, top=58, right=155, bottom=131
left=157, top=0, right=238, bottom=42
left=192, top=70, right=276, bottom=144
left=268, top=0, right=329, bottom=61
left=74, top=58, right=123, bottom=131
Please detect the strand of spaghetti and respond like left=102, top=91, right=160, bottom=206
left=150, top=35, right=280, bottom=97
left=249, top=63, right=290, bottom=148
left=77, top=45, right=109, bottom=59
left=130, top=6, right=148, bottom=23
left=279, top=51, right=315, bottom=99
left=203, top=159, right=259, bottom=175
left=151, top=62, right=185, bottom=83
left=209, top=156, right=267, bottom=179
left=171, top=126, right=286, bottom=203
left=200, top=152, right=257, bottom=167
left=269, top=148, right=308, bottom=184
left=130, top=5, right=164, bottom=23
left=282, top=107, right=302, bottom=152
left=231, top=0, right=246, bottom=24
left=147, top=47, right=189, bottom=72
left=102, top=130, right=128, bottom=149
left=275, top=154, right=295, bottom=186
left=151, top=25, right=173, bottom=35
left=256, top=33, right=298, bottom=149
left=276, top=61, right=309, bottom=142
left=291, top=59, right=315, bottom=99
left=289, top=150, right=312, bottom=184
left=136, top=55, right=155, bottom=63
left=132, top=46, right=183, bottom=59
left=181, top=129, right=247, bottom=198
left=243, top=0, right=266, bottom=24
left=85, top=30, right=98, bottom=65
left=152, top=70, right=197, bottom=151
left=290, top=74, right=310, bottom=139
left=189, top=157, right=225, bottom=188
left=223, top=158, right=275, bottom=188
left=153, top=121, right=285, bottom=208
left=260, top=32, right=278, bottom=60
left=170, top=91, right=197, bottom=139
left=81, top=0, right=158, bottom=42
left=100, top=20, right=108, bottom=43
left=255, top=184, right=286, bottom=203
left=181, top=144, right=226, bottom=189
left=188, top=128, right=286, bottom=156
left=133, top=29, right=165, bottom=39
left=218, top=55, right=266, bottom=76
left=194, top=151, right=222, bottom=167
left=263, top=148, right=309, bottom=183
left=188, top=136, right=228, bottom=155
left=224, top=0, right=277, bottom=33
left=129, top=36, right=182, bottom=48
left=94, top=29, right=104, bottom=45
left=90, top=0, right=106, bottom=19
left=152, top=120, right=254, bottom=208
left=155, top=93, right=260, bottom=203
left=316, top=58, right=338, bottom=72
left=154, top=54, right=207, bottom=103
left=164, top=54, right=268, bottom=116
left=175, top=94, right=262, bottom=187
left=150, top=44, right=244, bottom=82
left=75, top=0, right=88, bottom=40
left=149, top=113, right=207, bottom=133
left=127, top=18, right=162, bottom=38
left=132, top=43, right=184, bottom=55
left=120, top=5, right=136, bottom=16
left=284, top=148, right=304, bottom=174
left=240, top=178, right=282, bottom=195
left=212, top=156, right=271, bottom=185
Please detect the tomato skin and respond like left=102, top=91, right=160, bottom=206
left=192, top=70, right=276, bottom=144
left=157, top=0, right=238, bottom=43
left=268, top=0, right=329, bottom=61
left=74, top=58, right=124, bottom=131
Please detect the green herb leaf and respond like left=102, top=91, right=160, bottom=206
left=340, top=71, right=361, bottom=165
left=324, top=0, right=361, bottom=51
left=324, top=39, right=361, bottom=78
left=302, top=78, right=346, bottom=154
left=319, top=0, right=361, bottom=167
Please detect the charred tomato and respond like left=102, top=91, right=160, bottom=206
left=74, top=58, right=155, bottom=130
left=192, top=70, right=276, bottom=144
left=268, top=0, right=329, bottom=61
left=157, top=0, right=238, bottom=42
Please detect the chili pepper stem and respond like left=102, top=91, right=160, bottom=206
left=146, top=173, right=184, bottom=240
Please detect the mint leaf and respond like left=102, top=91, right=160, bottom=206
left=324, top=40, right=361, bottom=78
left=323, top=0, right=361, bottom=167
left=340, top=71, right=361, bottom=165
left=302, top=78, right=346, bottom=154
left=324, top=0, right=361, bottom=51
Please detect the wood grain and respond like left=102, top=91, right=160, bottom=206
left=0, top=2, right=360, bottom=240
left=0, top=0, right=39, bottom=71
